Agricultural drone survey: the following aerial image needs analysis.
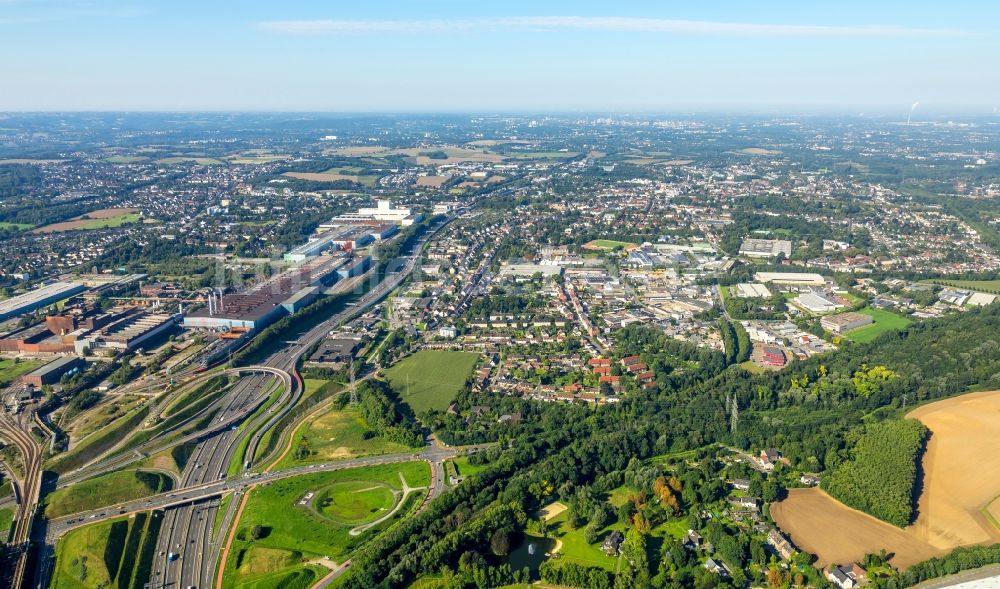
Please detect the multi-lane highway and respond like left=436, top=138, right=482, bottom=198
left=0, top=408, right=43, bottom=589
left=20, top=211, right=460, bottom=589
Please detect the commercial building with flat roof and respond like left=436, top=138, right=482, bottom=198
left=755, top=272, right=827, bottom=287
left=794, top=291, right=845, bottom=314
left=821, top=312, right=874, bottom=334
left=0, top=281, right=86, bottom=321
left=735, top=283, right=772, bottom=298
left=739, top=239, right=792, bottom=258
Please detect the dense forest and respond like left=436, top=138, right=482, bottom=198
left=821, top=419, right=928, bottom=526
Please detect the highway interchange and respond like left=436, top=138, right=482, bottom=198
left=0, top=211, right=459, bottom=589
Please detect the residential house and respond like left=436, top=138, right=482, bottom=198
left=602, top=531, right=624, bottom=556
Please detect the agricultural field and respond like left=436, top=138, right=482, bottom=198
left=739, top=147, right=782, bottom=155
left=384, top=350, right=480, bottom=413
left=226, top=154, right=289, bottom=164
left=414, top=175, right=447, bottom=188
left=582, top=239, right=639, bottom=251
left=846, top=307, right=913, bottom=343
left=503, top=151, right=579, bottom=159
left=221, top=462, right=429, bottom=588
left=44, top=469, right=173, bottom=518
left=0, top=221, right=34, bottom=230
left=104, top=156, right=148, bottom=163
left=772, top=390, right=1000, bottom=567
left=51, top=511, right=161, bottom=589
left=32, top=207, right=142, bottom=233
left=926, top=278, right=1000, bottom=293
left=0, top=358, right=43, bottom=387
left=154, top=156, right=225, bottom=165
left=283, top=169, right=379, bottom=187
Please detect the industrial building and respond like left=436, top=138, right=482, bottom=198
left=283, top=223, right=391, bottom=263
left=793, top=290, right=845, bottom=314
left=739, top=239, right=792, bottom=258
left=0, top=281, right=86, bottom=321
left=754, top=272, right=827, bottom=287
left=821, top=312, right=874, bottom=334
left=183, top=255, right=346, bottom=331
left=734, top=283, right=772, bottom=298
left=338, top=256, right=372, bottom=279
left=21, top=356, right=85, bottom=388
left=75, top=311, right=178, bottom=353
left=326, top=199, right=423, bottom=226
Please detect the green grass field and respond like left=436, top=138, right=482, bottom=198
left=77, top=212, right=142, bottom=230
left=44, top=470, right=173, bottom=518
left=0, top=221, right=34, bottom=230
left=222, top=462, right=429, bottom=588
left=583, top=239, right=638, bottom=250
left=451, top=455, right=489, bottom=478
left=0, top=358, right=43, bottom=387
left=51, top=511, right=161, bottom=589
left=0, top=506, right=13, bottom=537
left=384, top=350, right=480, bottom=413
left=315, top=480, right=395, bottom=524
left=846, top=307, right=913, bottom=343
left=273, top=405, right=409, bottom=470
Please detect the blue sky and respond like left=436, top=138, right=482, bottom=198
left=1, top=0, right=997, bottom=112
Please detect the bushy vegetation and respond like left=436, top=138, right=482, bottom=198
left=354, top=379, right=424, bottom=447
left=821, top=419, right=928, bottom=526
left=339, top=304, right=1000, bottom=589
left=871, top=544, right=1000, bottom=588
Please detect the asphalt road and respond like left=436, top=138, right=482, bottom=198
left=29, top=211, right=459, bottom=589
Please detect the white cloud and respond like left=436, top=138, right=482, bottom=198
left=256, top=16, right=969, bottom=38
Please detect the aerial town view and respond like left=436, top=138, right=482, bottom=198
left=1, top=2, right=1000, bottom=589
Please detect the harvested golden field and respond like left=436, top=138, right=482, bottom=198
left=773, top=390, right=1000, bottom=568
left=772, top=488, right=941, bottom=568
left=0, top=158, right=66, bottom=164
left=739, top=147, right=782, bottom=155
left=329, top=146, right=387, bottom=156
left=414, top=175, right=447, bottom=188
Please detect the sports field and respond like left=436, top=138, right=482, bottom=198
left=384, top=350, right=480, bottom=413
left=846, top=307, right=912, bottom=343
left=772, top=390, right=1000, bottom=568
left=222, top=462, right=429, bottom=588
